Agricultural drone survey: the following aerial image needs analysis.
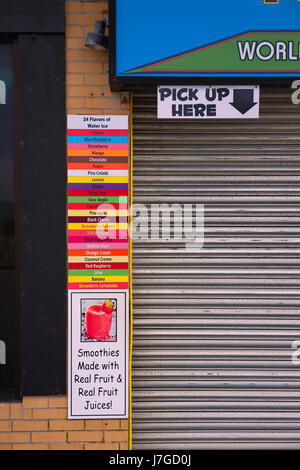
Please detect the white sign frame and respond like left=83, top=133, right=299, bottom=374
left=68, top=290, right=129, bottom=419
left=157, top=85, right=260, bottom=119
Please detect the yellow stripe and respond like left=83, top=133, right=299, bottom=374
left=68, top=223, right=128, bottom=230
left=129, top=94, right=133, bottom=450
left=68, top=176, right=128, bottom=183
left=68, top=276, right=128, bottom=283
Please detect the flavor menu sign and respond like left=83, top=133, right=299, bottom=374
left=67, top=115, right=129, bottom=419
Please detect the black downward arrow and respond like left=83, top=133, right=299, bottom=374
left=229, top=89, right=257, bottom=115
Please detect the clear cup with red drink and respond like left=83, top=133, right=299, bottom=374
left=85, top=300, right=114, bottom=340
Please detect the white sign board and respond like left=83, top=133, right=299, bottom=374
left=67, top=114, right=129, bottom=130
left=157, top=85, right=260, bottom=119
left=68, top=290, right=129, bottom=419
left=67, top=114, right=130, bottom=420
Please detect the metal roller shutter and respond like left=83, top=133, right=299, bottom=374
left=131, top=88, right=300, bottom=449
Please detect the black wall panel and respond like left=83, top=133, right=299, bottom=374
left=17, top=34, right=66, bottom=395
left=0, top=1, right=65, bottom=33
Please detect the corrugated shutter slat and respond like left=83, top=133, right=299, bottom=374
left=132, top=88, right=300, bottom=449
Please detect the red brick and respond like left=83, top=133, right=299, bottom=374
left=0, top=444, right=11, bottom=450
left=49, top=443, right=84, bottom=450
left=66, top=2, right=83, bottom=13
left=102, top=419, right=121, bottom=430
left=32, top=432, right=67, bottom=443
left=66, top=25, right=85, bottom=38
left=48, top=396, right=68, bottom=408
left=67, top=97, right=85, bottom=108
left=0, top=421, right=10, bottom=431
left=0, top=432, right=30, bottom=443
left=49, top=420, right=84, bottom=431
left=82, top=2, right=108, bottom=13
left=10, top=403, right=22, bottom=419
left=22, top=409, right=33, bottom=420
left=68, top=431, right=103, bottom=442
left=33, top=408, right=67, bottom=420
left=13, top=420, right=48, bottom=431
left=67, top=61, right=102, bottom=74
left=84, top=74, right=109, bottom=85
left=0, top=404, right=9, bottom=419
left=23, top=397, right=48, bottom=409
left=85, top=443, right=119, bottom=450
left=104, top=430, right=128, bottom=442
left=13, top=444, right=48, bottom=450
left=120, top=420, right=129, bottom=430
left=120, top=442, right=129, bottom=450
left=66, top=74, right=84, bottom=85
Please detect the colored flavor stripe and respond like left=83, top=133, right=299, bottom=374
left=68, top=184, right=128, bottom=190
left=67, top=150, right=128, bottom=157
left=68, top=203, right=128, bottom=210
left=68, top=136, right=128, bottom=143
left=68, top=209, right=127, bottom=215
left=68, top=170, right=128, bottom=177
left=68, top=206, right=127, bottom=214
left=68, top=217, right=128, bottom=223
left=68, top=197, right=128, bottom=203
left=68, top=282, right=129, bottom=289
left=68, top=257, right=128, bottom=264
left=68, top=249, right=128, bottom=256
left=68, top=276, right=128, bottom=283
left=68, top=227, right=128, bottom=232
left=68, top=191, right=128, bottom=197
left=67, top=143, right=128, bottom=150
left=68, top=254, right=128, bottom=260
left=68, top=177, right=128, bottom=184
left=68, top=243, right=128, bottom=250
left=68, top=263, right=128, bottom=270
left=68, top=212, right=128, bottom=219
left=67, top=163, right=128, bottom=170
left=68, top=222, right=128, bottom=229
left=68, top=257, right=129, bottom=263
left=68, top=156, right=128, bottom=164
left=67, top=129, right=128, bottom=136
left=67, top=214, right=127, bottom=220
left=69, top=267, right=128, bottom=275
left=68, top=276, right=128, bottom=282
left=68, top=235, right=128, bottom=242
left=68, top=201, right=128, bottom=207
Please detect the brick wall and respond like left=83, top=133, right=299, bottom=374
left=0, top=397, right=128, bottom=450
left=66, top=0, right=129, bottom=116
left=0, top=1, right=130, bottom=451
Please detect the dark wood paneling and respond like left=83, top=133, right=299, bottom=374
left=0, top=1, right=65, bottom=33
left=18, top=34, right=66, bottom=395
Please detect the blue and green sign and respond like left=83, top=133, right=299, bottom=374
left=110, top=0, right=300, bottom=85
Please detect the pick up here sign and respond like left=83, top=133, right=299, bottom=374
left=157, top=86, right=260, bottom=119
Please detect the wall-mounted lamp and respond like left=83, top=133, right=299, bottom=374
left=85, top=19, right=108, bottom=51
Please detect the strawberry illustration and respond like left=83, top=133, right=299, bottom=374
left=102, top=299, right=114, bottom=315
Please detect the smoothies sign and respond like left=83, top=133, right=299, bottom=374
left=67, top=115, right=129, bottom=419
